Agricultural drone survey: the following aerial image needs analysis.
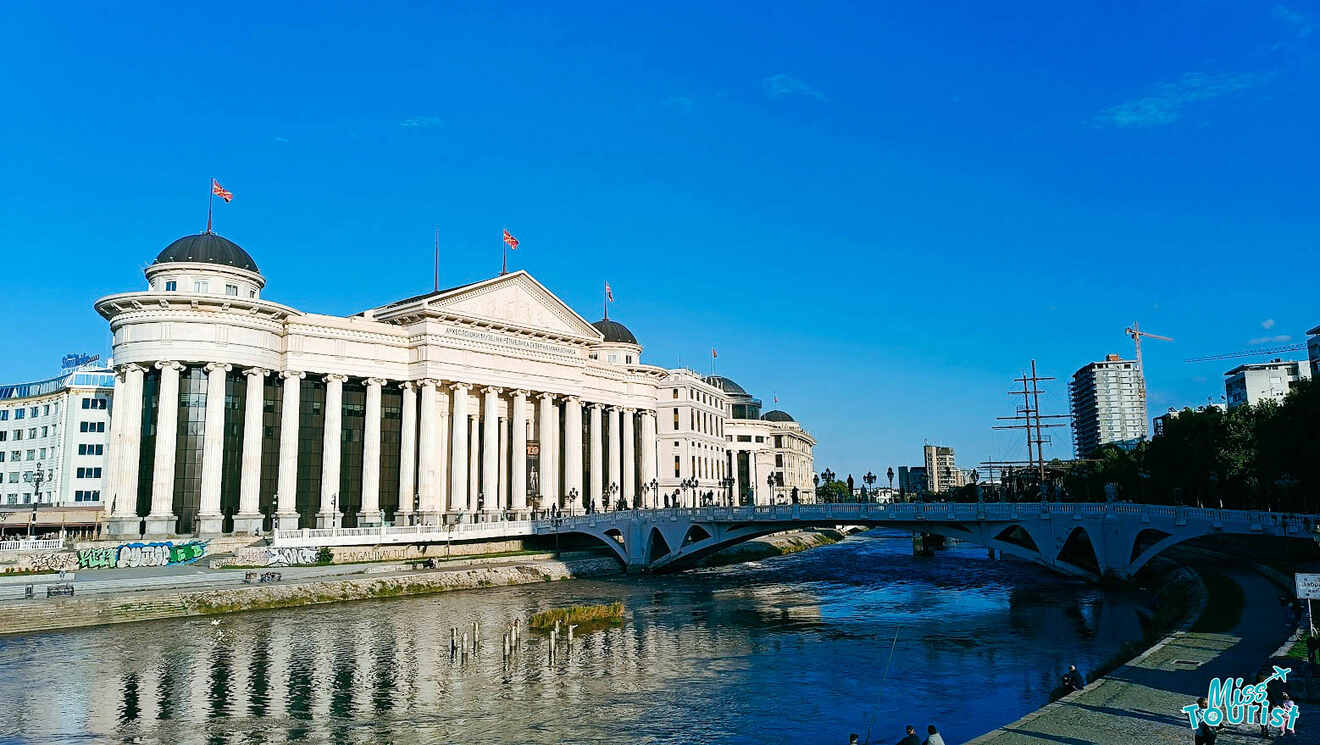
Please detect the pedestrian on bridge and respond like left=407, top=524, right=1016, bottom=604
left=895, top=724, right=921, bottom=745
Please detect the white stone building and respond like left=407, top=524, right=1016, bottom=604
left=706, top=376, right=816, bottom=504
left=1223, top=359, right=1311, bottom=409
left=95, top=230, right=817, bottom=537
left=0, top=361, right=114, bottom=509
left=656, top=369, right=730, bottom=507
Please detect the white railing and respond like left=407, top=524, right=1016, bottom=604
left=271, top=520, right=536, bottom=548
left=0, top=538, right=64, bottom=552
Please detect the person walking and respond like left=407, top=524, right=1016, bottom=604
left=922, top=724, right=946, bottom=745
left=896, top=725, right=921, bottom=745
left=1193, top=697, right=1217, bottom=745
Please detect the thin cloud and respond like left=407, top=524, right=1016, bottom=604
left=1274, top=5, right=1313, bottom=37
left=273, top=136, right=289, bottom=143
left=1094, top=72, right=1266, bottom=128
left=1261, top=318, right=1276, bottom=329
left=762, top=74, right=828, bottom=102
left=400, top=116, right=443, bottom=128
left=1248, top=334, right=1292, bottom=345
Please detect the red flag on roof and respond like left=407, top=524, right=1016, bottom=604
left=502, top=229, right=519, bottom=250
left=211, top=179, right=233, bottom=202
left=605, top=282, right=614, bottom=302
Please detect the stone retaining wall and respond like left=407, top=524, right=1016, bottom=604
left=0, top=556, right=620, bottom=637
left=211, top=538, right=530, bottom=568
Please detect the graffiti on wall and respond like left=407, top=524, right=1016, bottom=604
left=19, top=551, right=78, bottom=573
left=76, top=541, right=208, bottom=570
left=264, top=547, right=318, bottom=567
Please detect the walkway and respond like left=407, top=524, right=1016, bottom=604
left=967, top=567, right=1310, bottom=745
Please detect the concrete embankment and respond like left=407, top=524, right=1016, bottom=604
left=0, top=556, right=620, bottom=637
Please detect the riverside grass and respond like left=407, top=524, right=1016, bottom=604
left=529, top=602, right=624, bottom=631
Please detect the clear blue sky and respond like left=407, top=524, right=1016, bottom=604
left=2, top=1, right=1316, bottom=479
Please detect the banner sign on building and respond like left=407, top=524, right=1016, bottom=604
left=527, top=441, right=540, bottom=500
left=61, top=353, right=99, bottom=370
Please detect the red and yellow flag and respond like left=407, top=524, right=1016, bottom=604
left=211, top=179, right=233, bottom=203
left=502, top=229, right=519, bottom=250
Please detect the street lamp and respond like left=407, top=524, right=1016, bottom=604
left=567, top=487, right=580, bottom=515
left=721, top=476, right=734, bottom=506
left=887, top=467, right=895, bottom=491
left=864, top=471, right=877, bottom=502
left=766, top=473, right=776, bottom=506
left=28, top=463, right=45, bottom=538
left=607, top=482, right=619, bottom=512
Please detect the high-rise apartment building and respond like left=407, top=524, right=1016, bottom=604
left=922, top=444, right=964, bottom=493
left=1068, top=354, right=1146, bottom=458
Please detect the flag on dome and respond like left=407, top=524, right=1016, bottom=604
left=605, top=282, right=614, bottom=302
left=502, top=229, right=519, bottom=250
left=712, top=348, right=717, bottom=359
left=211, top=179, right=233, bottom=202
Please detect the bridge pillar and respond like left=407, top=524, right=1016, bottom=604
left=624, top=517, right=649, bottom=574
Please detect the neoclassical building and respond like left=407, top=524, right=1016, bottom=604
left=95, top=231, right=674, bottom=537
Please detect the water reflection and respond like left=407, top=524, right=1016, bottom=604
left=0, top=532, right=1148, bottom=745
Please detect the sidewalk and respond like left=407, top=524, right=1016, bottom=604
left=967, top=567, right=1314, bottom=745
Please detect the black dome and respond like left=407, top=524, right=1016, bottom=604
left=705, top=376, right=747, bottom=395
left=762, top=409, right=795, bottom=422
left=592, top=319, right=638, bottom=345
left=154, top=232, right=259, bottom=273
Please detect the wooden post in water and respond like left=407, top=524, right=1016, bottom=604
left=567, top=623, right=576, bottom=648
left=473, top=621, right=480, bottom=649
left=461, top=632, right=468, bottom=659
left=451, top=627, right=458, bottom=654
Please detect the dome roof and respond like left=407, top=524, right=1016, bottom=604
left=761, top=409, right=795, bottom=422
left=592, top=319, right=638, bottom=345
left=153, top=232, right=259, bottom=273
left=704, top=376, right=747, bottom=395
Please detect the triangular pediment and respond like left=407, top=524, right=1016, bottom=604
left=377, top=272, right=602, bottom=340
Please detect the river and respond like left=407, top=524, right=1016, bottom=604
left=0, top=531, right=1150, bottom=745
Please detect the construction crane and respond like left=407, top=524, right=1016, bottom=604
left=1184, top=342, right=1306, bottom=363
left=1125, top=321, right=1172, bottom=398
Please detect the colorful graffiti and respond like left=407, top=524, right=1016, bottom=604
left=76, top=541, right=208, bottom=570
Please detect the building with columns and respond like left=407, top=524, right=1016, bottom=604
left=656, top=369, right=730, bottom=506
left=95, top=231, right=669, bottom=537
left=706, top=376, right=817, bottom=505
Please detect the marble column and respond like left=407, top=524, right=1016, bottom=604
left=467, top=413, right=479, bottom=512
left=146, top=360, right=184, bottom=535
left=607, top=406, right=622, bottom=510
left=198, top=362, right=232, bottom=534
left=396, top=382, right=417, bottom=522
left=435, top=387, right=449, bottom=513
left=621, top=408, right=636, bottom=509
left=562, top=396, right=583, bottom=510
left=640, top=410, right=657, bottom=507
left=589, top=403, right=604, bottom=512
left=449, top=383, right=470, bottom=516
left=498, top=414, right=509, bottom=510
left=537, top=393, right=557, bottom=508
left=107, top=364, right=146, bottom=536
left=510, top=390, right=529, bottom=511
left=360, top=378, right=386, bottom=524
left=482, top=387, right=500, bottom=513
left=232, top=367, right=268, bottom=533
left=731, top=451, right=741, bottom=506
left=102, top=367, right=126, bottom=518
left=416, top=380, right=439, bottom=519
left=275, top=371, right=304, bottom=527
left=318, top=374, right=347, bottom=528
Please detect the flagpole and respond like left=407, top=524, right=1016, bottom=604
left=433, top=228, right=439, bottom=292
left=501, top=228, right=507, bottom=276
left=206, top=181, right=214, bottom=233
left=603, top=281, right=608, bottom=320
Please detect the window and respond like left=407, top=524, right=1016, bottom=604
left=248, top=290, right=256, bottom=298
left=13, top=430, right=21, bottom=441
left=77, top=443, right=104, bottom=455
left=74, top=490, right=101, bottom=502
left=26, top=450, right=34, bottom=461
left=0, top=432, right=5, bottom=442
left=42, top=405, right=49, bottom=416
left=6, top=473, right=15, bottom=483
left=79, top=421, right=105, bottom=433
left=0, top=411, right=7, bottom=421
left=76, top=467, right=102, bottom=479
left=29, top=407, right=37, bottom=417
left=27, top=428, right=35, bottom=439
left=674, top=455, right=681, bottom=478
left=672, top=390, right=678, bottom=399
left=164, top=280, right=177, bottom=291
left=14, top=409, right=23, bottom=420
left=673, top=410, right=679, bottom=431
left=0, top=453, right=4, bottom=463
left=38, top=448, right=45, bottom=459
left=194, top=280, right=209, bottom=293
left=225, top=284, right=239, bottom=296
left=40, top=427, right=47, bottom=437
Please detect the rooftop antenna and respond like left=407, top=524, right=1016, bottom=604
left=433, top=229, right=439, bottom=292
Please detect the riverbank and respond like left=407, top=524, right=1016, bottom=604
left=0, top=555, right=620, bottom=636
left=965, top=563, right=1297, bottom=744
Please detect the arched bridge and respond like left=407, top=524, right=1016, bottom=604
left=537, top=502, right=1320, bottom=580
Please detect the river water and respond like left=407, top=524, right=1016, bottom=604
left=0, top=531, right=1149, bottom=745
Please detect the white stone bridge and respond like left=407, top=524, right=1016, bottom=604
left=271, top=502, right=1320, bottom=581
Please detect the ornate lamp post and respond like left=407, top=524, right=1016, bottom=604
left=28, top=463, right=45, bottom=538
left=887, top=467, right=894, bottom=492
left=766, top=473, right=776, bottom=506
left=566, top=487, right=580, bottom=516
left=864, top=471, right=877, bottom=502
left=607, top=482, right=619, bottom=512
left=721, top=476, right=735, bottom=506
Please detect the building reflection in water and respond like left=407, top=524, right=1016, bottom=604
left=0, top=533, right=1150, bottom=745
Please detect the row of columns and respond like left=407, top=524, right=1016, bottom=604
left=106, top=362, right=660, bottom=535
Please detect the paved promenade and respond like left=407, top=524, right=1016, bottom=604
left=967, top=567, right=1311, bottom=745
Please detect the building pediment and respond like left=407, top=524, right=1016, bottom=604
left=372, top=271, right=603, bottom=342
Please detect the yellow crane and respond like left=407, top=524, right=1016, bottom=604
left=1125, top=321, right=1172, bottom=398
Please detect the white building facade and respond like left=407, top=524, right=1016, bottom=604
left=1068, top=354, right=1147, bottom=458
left=0, top=362, right=114, bottom=509
left=96, top=232, right=674, bottom=537
left=656, top=370, right=731, bottom=507
left=1224, top=359, right=1311, bottom=409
